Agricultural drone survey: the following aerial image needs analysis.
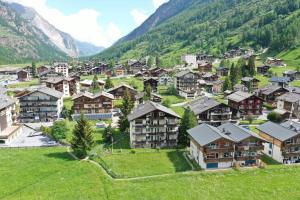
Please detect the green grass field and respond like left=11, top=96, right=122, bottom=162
left=8, top=78, right=39, bottom=89
left=2, top=147, right=300, bottom=199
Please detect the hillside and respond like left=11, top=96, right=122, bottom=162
left=96, top=0, right=300, bottom=67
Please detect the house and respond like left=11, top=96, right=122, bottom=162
left=241, top=77, right=260, bottom=91
left=198, top=61, right=213, bottom=73
left=233, top=84, right=248, bottom=92
left=185, top=97, right=242, bottom=126
left=22, top=66, right=36, bottom=76
left=45, top=77, right=80, bottom=98
left=158, top=73, right=173, bottom=86
left=80, top=80, right=105, bottom=92
left=0, top=94, right=22, bottom=145
left=201, top=73, right=218, bottom=82
left=72, top=91, right=114, bottom=120
left=107, top=84, right=138, bottom=100
left=255, top=86, right=289, bottom=103
left=227, top=91, right=263, bottom=115
left=269, top=77, right=291, bottom=87
left=18, top=87, right=64, bottom=123
left=39, top=70, right=62, bottom=81
left=144, top=77, right=158, bottom=93
left=257, top=65, right=271, bottom=75
left=265, top=57, right=285, bottom=67
left=283, top=71, right=300, bottom=81
left=286, top=86, right=300, bottom=94
left=216, top=67, right=229, bottom=76
left=224, top=48, right=243, bottom=58
left=135, top=92, right=162, bottom=105
left=276, top=93, right=300, bottom=118
left=257, top=121, right=300, bottom=163
left=188, top=123, right=265, bottom=169
left=175, top=70, right=200, bottom=99
left=149, top=67, right=168, bottom=77
left=54, top=62, right=69, bottom=77
left=199, top=79, right=224, bottom=94
left=128, top=60, right=147, bottom=74
left=115, top=65, right=126, bottom=76
left=182, top=54, right=197, bottom=68
left=197, top=53, right=214, bottom=63
left=128, top=101, right=181, bottom=148
left=37, top=66, right=50, bottom=75
left=17, top=70, right=30, bottom=82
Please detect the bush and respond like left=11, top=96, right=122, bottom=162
left=162, top=98, right=171, bottom=107
left=51, top=120, right=69, bottom=141
left=166, top=85, right=177, bottom=95
left=267, top=112, right=283, bottom=123
left=130, top=149, right=136, bottom=154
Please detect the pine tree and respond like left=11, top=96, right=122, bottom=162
left=91, top=75, right=100, bottom=94
left=103, top=124, right=114, bottom=143
left=178, top=107, right=197, bottom=147
left=118, top=89, right=134, bottom=133
left=155, top=56, right=160, bottom=67
left=229, top=63, right=237, bottom=88
left=248, top=56, right=256, bottom=76
left=222, top=77, right=231, bottom=92
left=219, top=59, right=226, bottom=67
left=31, top=61, right=37, bottom=77
left=71, top=114, right=94, bottom=158
left=104, top=76, right=114, bottom=90
left=144, top=84, right=152, bottom=101
left=147, top=56, right=154, bottom=68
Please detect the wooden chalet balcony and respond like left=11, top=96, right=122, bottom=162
left=235, top=155, right=262, bottom=161
left=236, top=145, right=264, bottom=151
left=205, top=147, right=234, bottom=153
left=204, top=157, right=233, bottom=163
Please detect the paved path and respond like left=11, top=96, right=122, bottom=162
left=171, top=102, right=187, bottom=107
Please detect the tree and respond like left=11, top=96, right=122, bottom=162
left=104, top=76, right=114, bottom=90
left=162, top=98, right=171, bottom=107
left=61, top=106, right=71, bottom=120
left=229, top=63, right=237, bottom=88
left=108, top=59, right=115, bottom=69
left=219, top=59, right=226, bottom=67
left=147, top=56, right=154, bottom=68
left=155, top=56, right=160, bottom=67
left=267, top=112, right=283, bottom=123
left=222, top=77, right=231, bottom=92
left=178, top=107, right=197, bottom=147
left=166, top=85, right=178, bottom=95
left=118, top=89, right=134, bottom=133
left=103, top=124, right=114, bottom=143
left=248, top=56, right=256, bottom=76
left=31, top=61, right=37, bottom=77
left=144, top=84, right=152, bottom=101
left=71, top=114, right=94, bottom=158
left=51, top=120, right=68, bottom=141
left=91, top=75, right=100, bottom=94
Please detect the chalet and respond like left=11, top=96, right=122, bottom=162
left=37, top=66, right=50, bottom=75
left=269, top=77, right=291, bottom=87
left=257, top=121, right=300, bottom=163
left=287, top=86, right=300, bottom=94
left=241, top=77, right=260, bottom=91
left=144, top=77, right=158, bottom=93
left=185, top=97, right=242, bottom=126
left=18, top=87, right=64, bottom=123
left=189, top=123, right=265, bottom=169
left=39, top=70, right=62, bottom=81
left=135, top=92, right=162, bottom=105
left=45, top=77, right=80, bottom=98
left=276, top=93, right=300, bottom=118
left=175, top=70, right=200, bottom=99
left=201, top=73, right=218, bottom=82
left=0, top=94, right=22, bottom=145
left=72, top=91, right=114, bottom=120
left=115, top=65, right=126, bottom=76
left=17, top=70, right=30, bottom=82
left=255, top=86, right=289, bottom=103
left=227, top=91, right=263, bottom=115
left=216, top=67, right=229, bottom=76
left=257, top=65, right=271, bottom=75
left=128, top=60, right=147, bottom=74
left=128, top=101, right=181, bottom=148
left=182, top=54, right=197, bottom=68
left=198, top=61, right=212, bottom=73
left=233, top=84, right=248, bottom=92
left=197, top=54, right=214, bottom=63
left=148, top=67, right=168, bottom=77
left=265, top=57, right=285, bottom=67
left=283, top=71, right=300, bottom=81
left=54, top=62, right=69, bottom=77
left=224, top=48, right=243, bottom=58
left=107, top=84, right=138, bottom=100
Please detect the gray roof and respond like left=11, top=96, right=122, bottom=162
left=286, top=86, right=300, bottom=94
left=187, top=123, right=233, bottom=146
left=175, top=70, right=195, bottom=78
left=0, top=94, right=16, bottom=110
left=257, top=121, right=298, bottom=141
left=241, top=77, right=259, bottom=82
left=128, top=101, right=180, bottom=121
left=185, top=97, right=221, bottom=115
left=19, top=87, right=63, bottom=99
left=277, top=93, right=300, bottom=103
left=218, top=123, right=264, bottom=142
left=281, top=120, right=300, bottom=133
left=226, top=91, right=253, bottom=102
left=73, top=91, right=114, bottom=100
left=269, top=76, right=290, bottom=83
left=255, top=85, right=288, bottom=96
left=107, top=83, right=136, bottom=93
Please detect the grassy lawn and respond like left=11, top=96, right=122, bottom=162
left=111, top=77, right=143, bottom=92
left=2, top=147, right=300, bottom=199
left=171, top=106, right=185, bottom=117
left=239, top=119, right=267, bottom=125
left=8, top=78, right=39, bottom=89
left=95, top=150, right=192, bottom=178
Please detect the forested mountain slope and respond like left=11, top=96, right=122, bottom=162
left=96, top=0, right=300, bottom=67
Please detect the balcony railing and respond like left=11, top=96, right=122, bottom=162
left=205, top=147, right=234, bottom=153
left=204, top=157, right=234, bottom=162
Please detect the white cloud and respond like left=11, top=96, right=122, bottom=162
left=5, top=0, right=122, bottom=47
left=152, top=0, right=169, bottom=9
left=130, top=9, right=148, bottom=25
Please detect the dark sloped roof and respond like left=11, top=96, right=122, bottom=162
left=185, top=97, right=221, bottom=115
left=73, top=91, right=114, bottom=100
left=19, top=87, right=63, bottom=99
left=128, top=101, right=180, bottom=121
left=226, top=91, right=253, bottom=102
left=255, top=86, right=288, bottom=96
left=277, top=93, right=300, bottom=103
left=257, top=121, right=298, bottom=141
left=188, top=123, right=233, bottom=146
left=241, top=77, right=259, bottom=82
left=269, top=76, right=290, bottom=83
left=175, top=70, right=195, bottom=78
left=107, top=84, right=137, bottom=93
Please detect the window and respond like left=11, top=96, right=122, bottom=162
left=268, top=150, right=272, bottom=155
left=269, top=143, right=273, bottom=149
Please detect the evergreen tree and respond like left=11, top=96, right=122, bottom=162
left=91, top=75, right=100, bottom=94
left=31, top=61, right=37, bottom=77
left=241, top=62, right=249, bottom=77
left=222, top=77, right=231, bottom=92
left=144, top=84, right=152, bottom=101
left=118, top=89, right=134, bottom=133
left=147, top=56, right=154, bottom=68
left=229, top=63, right=237, bottom=88
left=155, top=56, right=160, bottom=67
left=103, top=124, right=114, bottom=143
left=109, top=59, right=115, bottom=69
left=71, top=114, right=94, bottom=158
left=219, top=59, right=226, bottom=67
left=104, top=76, right=114, bottom=90
left=178, top=107, right=197, bottom=147
left=248, top=56, right=256, bottom=76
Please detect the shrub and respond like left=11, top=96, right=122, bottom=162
left=267, top=112, right=283, bottom=123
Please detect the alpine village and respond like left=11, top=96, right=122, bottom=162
left=1, top=0, right=300, bottom=199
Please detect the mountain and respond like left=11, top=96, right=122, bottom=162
left=8, top=2, right=104, bottom=58
left=96, top=0, right=300, bottom=67
left=0, top=1, right=68, bottom=64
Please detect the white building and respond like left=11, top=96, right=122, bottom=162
left=181, top=54, right=197, bottom=68
left=54, top=62, right=69, bottom=77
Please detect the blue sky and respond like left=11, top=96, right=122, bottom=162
left=6, top=0, right=169, bottom=47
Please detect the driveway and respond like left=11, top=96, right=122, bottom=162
left=0, top=125, right=59, bottom=148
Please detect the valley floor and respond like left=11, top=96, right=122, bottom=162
left=1, top=147, right=300, bottom=200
